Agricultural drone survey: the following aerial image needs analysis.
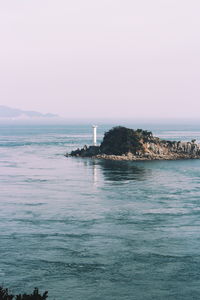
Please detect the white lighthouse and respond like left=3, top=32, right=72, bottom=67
left=92, top=125, right=98, bottom=146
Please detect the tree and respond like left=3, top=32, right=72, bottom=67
left=100, top=126, right=145, bottom=155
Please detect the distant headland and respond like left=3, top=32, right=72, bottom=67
left=67, top=126, right=200, bottom=161
left=0, top=105, right=58, bottom=120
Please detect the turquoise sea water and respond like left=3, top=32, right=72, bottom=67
left=1, top=124, right=200, bottom=300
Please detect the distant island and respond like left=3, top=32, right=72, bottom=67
left=67, top=126, right=200, bottom=160
left=0, top=105, right=58, bottom=119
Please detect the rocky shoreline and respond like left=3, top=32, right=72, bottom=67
left=68, top=149, right=200, bottom=161
left=94, top=153, right=200, bottom=161
left=66, top=126, right=200, bottom=161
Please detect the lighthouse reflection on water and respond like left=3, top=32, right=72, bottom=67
left=92, top=125, right=98, bottom=185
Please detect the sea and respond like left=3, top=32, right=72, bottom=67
left=1, top=123, right=200, bottom=300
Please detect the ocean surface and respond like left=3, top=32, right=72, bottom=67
left=1, top=123, right=200, bottom=300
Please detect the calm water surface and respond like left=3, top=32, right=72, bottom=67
left=1, top=124, right=200, bottom=300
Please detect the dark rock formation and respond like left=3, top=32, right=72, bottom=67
left=68, top=145, right=100, bottom=157
left=67, top=126, right=200, bottom=161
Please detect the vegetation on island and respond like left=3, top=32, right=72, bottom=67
left=100, top=126, right=153, bottom=155
left=0, top=287, right=48, bottom=300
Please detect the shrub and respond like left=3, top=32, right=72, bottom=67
left=0, top=288, right=48, bottom=300
left=0, top=287, right=14, bottom=300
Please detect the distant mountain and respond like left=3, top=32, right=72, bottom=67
left=0, top=106, right=58, bottom=119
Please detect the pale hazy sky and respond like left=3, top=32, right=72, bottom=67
left=0, top=0, right=200, bottom=120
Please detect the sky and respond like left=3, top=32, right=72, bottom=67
left=0, top=0, right=200, bottom=120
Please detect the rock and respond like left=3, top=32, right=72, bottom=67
left=68, top=145, right=100, bottom=157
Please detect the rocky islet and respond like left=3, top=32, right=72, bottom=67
left=67, top=126, right=200, bottom=161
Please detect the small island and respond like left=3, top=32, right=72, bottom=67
left=67, top=126, right=200, bottom=161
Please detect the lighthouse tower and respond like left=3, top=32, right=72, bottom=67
left=92, top=125, right=98, bottom=146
